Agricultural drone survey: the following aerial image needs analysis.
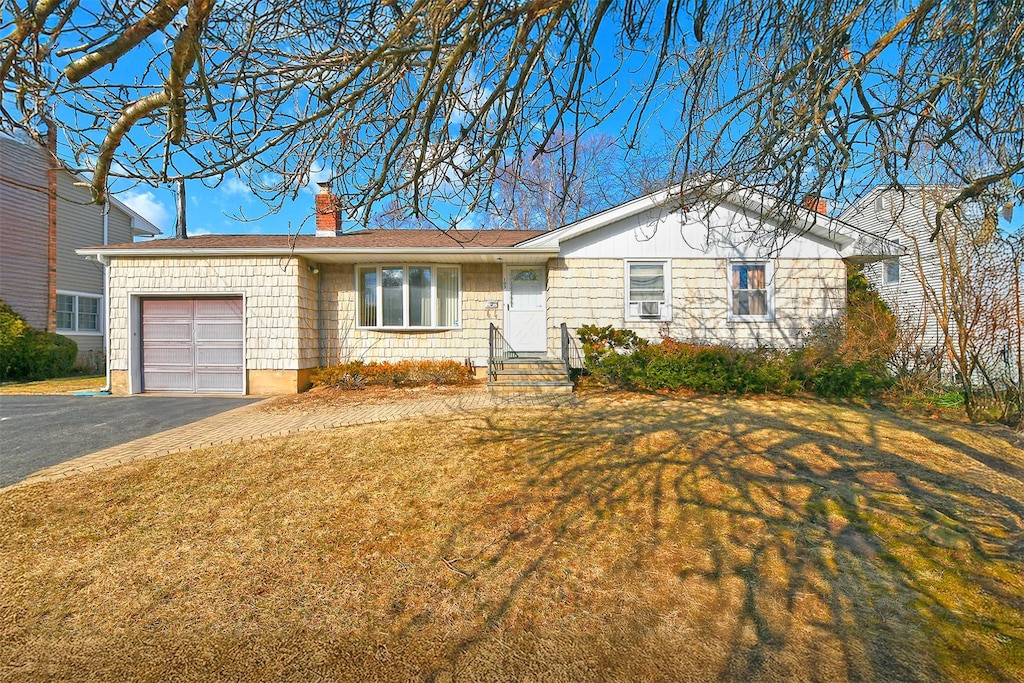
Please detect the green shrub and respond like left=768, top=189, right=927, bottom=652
left=577, top=269, right=898, bottom=400
left=810, top=360, right=893, bottom=398
left=580, top=331, right=799, bottom=395
left=0, top=299, right=78, bottom=381
left=0, top=300, right=30, bottom=379
left=312, top=359, right=474, bottom=389
left=795, top=266, right=896, bottom=398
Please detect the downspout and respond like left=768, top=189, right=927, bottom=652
left=99, top=253, right=112, bottom=394
left=316, top=265, right=325, bottom=367
left=100, top=200, right=111, bottom=392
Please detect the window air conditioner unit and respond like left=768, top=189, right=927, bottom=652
left=639, top=301, right=661, bottom=318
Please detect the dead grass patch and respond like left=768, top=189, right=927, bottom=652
left=0, top=374, right=104, bottom=395
left=2, top=393, right=1023, bottom=681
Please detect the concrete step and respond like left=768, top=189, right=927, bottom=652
left=492, top=359, right=566, bottom=370
left=491, top=369, right=568, bottom=382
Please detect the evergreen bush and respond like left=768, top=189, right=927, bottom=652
left=0, top=300, right=78, bottom=381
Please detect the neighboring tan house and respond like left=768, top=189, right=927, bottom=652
left=0, top=135, right=160, bottom=368
left=79, top=183, right=896, bottom=395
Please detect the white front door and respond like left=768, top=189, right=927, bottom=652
left=504, top=265, right=547, bottom=354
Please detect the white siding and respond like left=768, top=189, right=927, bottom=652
left=842, top=188, right=945, bottom=353
left=560, top=201, right=845, bottom=260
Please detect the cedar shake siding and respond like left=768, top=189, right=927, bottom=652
left=548, top=258, right=846, bottom=351
left=106, top=255, right=316, bottom=394
left=319, top=262, right=503, bottom=369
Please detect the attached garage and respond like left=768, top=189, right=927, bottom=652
left=140, top=297, right=244, bottom=394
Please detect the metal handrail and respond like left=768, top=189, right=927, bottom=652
left=488, top=323, right=519, bottom=381
left=560, top=322, right=584, bottom=376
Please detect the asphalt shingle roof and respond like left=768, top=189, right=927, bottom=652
left=94, top=229, right=548, bottom=251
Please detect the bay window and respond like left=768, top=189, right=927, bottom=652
left=357, top=265, right=460, bottom=329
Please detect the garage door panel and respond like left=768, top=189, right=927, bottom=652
left=142, top=321, right=193, bottom=341
left=196, top=371, right=245, bottom=393
left=143, top=299, right=193, bottom=317
left=194, top=298, right=243, bottom=317
left=194, top=321, right=243, bottom=341
left=143, top=370, right=196, bottom=392
left=141, top=297, right=244, bottom=394
left=143, top=345, right=193, bottom=366
left=195, top=346, right=243, bottom=366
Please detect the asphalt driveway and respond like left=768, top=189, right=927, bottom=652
left=0, top=396, right=257, bottom=488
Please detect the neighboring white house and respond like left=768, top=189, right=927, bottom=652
left=79, top=183, right=897, bottom=395
left=0, top=135, right=160, bottom=367
left=841, top=185, right=1023, bottom=384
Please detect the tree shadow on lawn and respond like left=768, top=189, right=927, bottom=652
left=410, top=394, right=1024, bottom=682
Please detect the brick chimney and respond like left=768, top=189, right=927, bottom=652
left=802, top=195, right=828, bottom=215
left=315, top=183, right=343, bottom=236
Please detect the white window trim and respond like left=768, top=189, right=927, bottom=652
left=355, top=264, right=462, bottom=331
left=883, top=238, right=901, bottom=285
left=624, top=259, right=672, bottom=322
left=727, top=260, right=775, bottom=322
left=56, top=290, right=104, bottom=335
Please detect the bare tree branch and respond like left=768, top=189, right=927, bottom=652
left=0, top=0, right=1019, bottom=231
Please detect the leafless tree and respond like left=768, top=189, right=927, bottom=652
left=896, top=188, right=1024, bottom=424
left=2, top=1, right=1022, bottom=226
left=489, top=131, right=622, bottom=230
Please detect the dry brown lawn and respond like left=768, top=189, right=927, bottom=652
left=0, top=374, right=105, bottom=395
left=1, top=391, right=1023, bottom=682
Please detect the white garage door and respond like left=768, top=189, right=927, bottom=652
left=141, top=298, right=244, bottom=393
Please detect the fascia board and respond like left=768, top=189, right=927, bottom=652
left=76, top=246, right=559, bottom=258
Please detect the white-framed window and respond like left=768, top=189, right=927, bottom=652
left=883, top=238, right=900, bottom=284
left=356, top=264, right=460, bottom=329
left=728, top=261, right=773, bottom=321
left=56, top=292, right=102, bottom=333
left=625, top=260, right=670, bottom=321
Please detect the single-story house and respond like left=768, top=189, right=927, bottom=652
left=78, top=183, right=897, bottom=395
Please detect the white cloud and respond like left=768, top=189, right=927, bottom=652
left=119, top=189, right=173, bottom=234
left=220, top=174, right=253, bottom=197
left=302, top=159, right=334, bottom=195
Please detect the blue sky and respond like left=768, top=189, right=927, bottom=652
left=88, top=13, right=677, bottom=239
left=28, top=4, right=1023, bottom=240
